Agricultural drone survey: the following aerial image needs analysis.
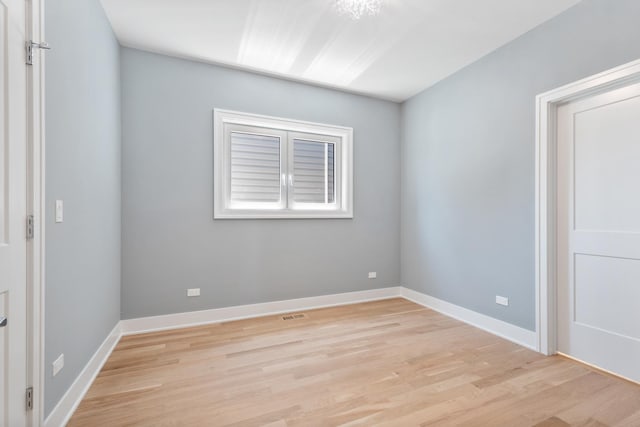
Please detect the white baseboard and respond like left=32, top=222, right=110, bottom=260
left=121, top=287, right=403, bottom=335
left=121, top=286, right=537, bottom=350
left=44, top=322, right=122, bottom=427
left=400, top=287, right=538, bottom=351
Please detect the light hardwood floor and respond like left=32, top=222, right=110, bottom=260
left=69, top=298, right=640, bottom=426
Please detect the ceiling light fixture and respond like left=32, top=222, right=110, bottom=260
left=334, top=0, right=382, bottom=20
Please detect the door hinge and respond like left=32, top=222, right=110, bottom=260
left=26, top=387, right=33, bottom=411
left=26, top=215, right=34, bottom=240
left=26, top=40, right=51, bottom=65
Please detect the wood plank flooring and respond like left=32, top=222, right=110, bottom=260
left=69, top=298, right=640, bottom=426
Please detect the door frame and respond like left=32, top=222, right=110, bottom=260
left=535, top=58, right=640, bottom=356
left=26, top=0, right=45, bottom=424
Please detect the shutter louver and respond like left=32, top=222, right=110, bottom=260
left=292, top=139, right=335, bottom=204
left=230, top=132, right=281, bottom=204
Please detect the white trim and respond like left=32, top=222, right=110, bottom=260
left=213, top=108, right=354, bottom=219
left=121, top=287, right=401, bottom=335
left=43, top=323, right=122, bottom=427
left=26, top=0, right=46, bottom=424
left=121, top=286, right=538, bottom=351
left=214, top=108, right=354, bottom=137
left=535, top=57, right=640, bottom=356
left=401, top=287, right=537, bottom=351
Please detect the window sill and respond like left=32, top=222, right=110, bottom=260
left=213, top=210, right=353, bottom=219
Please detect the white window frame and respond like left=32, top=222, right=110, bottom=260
left=213, top=109, right=353, bottom=219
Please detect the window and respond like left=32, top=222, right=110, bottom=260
left=214, top=109, right=353, bottom=219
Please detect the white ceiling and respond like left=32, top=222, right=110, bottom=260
left=100, top=0, right=581, bottom=102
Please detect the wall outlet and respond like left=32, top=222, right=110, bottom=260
left=187, top=288, right=200, bottom=297
left=495, top=295, right=509, bottom=307
left=368, top=272, right=377, bottom=279
left=52, top=354, right=64, bottom=376
left=55, top=200, right=64, bottom=223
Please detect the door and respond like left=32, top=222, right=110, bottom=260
left=0, top=0, right=28, bottom=425
left=557, top=81, right=640, bottom=383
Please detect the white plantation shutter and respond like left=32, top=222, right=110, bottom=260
left=292, top=139, right=335, bottom=204
left=229, top=132, right=281, bottom=204
left=214, top=109, right=352, bottom=218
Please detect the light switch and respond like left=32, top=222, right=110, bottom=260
left=55, top=200, right=64, bottom=223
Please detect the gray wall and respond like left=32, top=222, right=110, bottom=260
left=401, top=0, right=640, bottom=331
left=121, top=48, right=401, bottom=319
left=45, top=0, right=121, bottom=416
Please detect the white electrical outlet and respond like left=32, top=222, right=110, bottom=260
left=55, top=200, right=64, bottom=223
left=495, top=295, right=509, bottom=306
left=52, top=354, right=64, bottom=376
left=368, top=272, right=377, bottom=279
left=187, top=288, right=200, bottom=297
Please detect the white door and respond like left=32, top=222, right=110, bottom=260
left=0, top=0, right=28, bottom=425
left=557, top=81, right=640, bottom=383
